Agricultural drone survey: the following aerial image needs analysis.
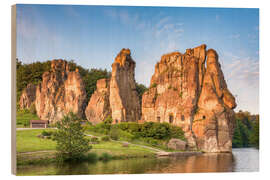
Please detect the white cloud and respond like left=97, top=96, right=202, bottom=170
left=222, top=54, right=259, bottom=113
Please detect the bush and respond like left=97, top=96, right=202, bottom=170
left=109, top=126, right=119, bottom=140
left=90, top=136, right=99, bottom=144
left=144, top=138, right=159, bottom=146
left=101, top=135, right=110, bottom=141
left=118, top=129, right=135, bottom=141
left=84, top=152, right=98, bottom=162
left=41, top=130, right=53, bottom=137
left=99, top=152, right=112, bottom=161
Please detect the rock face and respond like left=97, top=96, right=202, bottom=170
left=19, top=83, right=37, bottom=109
left=109, top=49, right=141, bottom=123
left=141, top=44, right=236, bottom=152
left=167, top=138, right=187, bottom=151
left=35, top=60, right=87, bottom=123
left=85, top=49, right=141, bottom=124
left=85, top=78, right=111, bottom=124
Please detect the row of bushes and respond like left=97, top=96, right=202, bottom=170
left=84, top=119, right=186, bottom=144
left=114, top=122, right=185, bottom=140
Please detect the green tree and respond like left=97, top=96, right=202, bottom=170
left=135, top=83, right=148, bottom=104
left=250, top=118, right=259, bottom=148
left=232, top=120, right=243, bottom=148
left=53, top=112, right=91, bottom=161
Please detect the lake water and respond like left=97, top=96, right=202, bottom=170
left=17, top=148, right=259, bottom=175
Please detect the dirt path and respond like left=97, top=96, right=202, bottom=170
left=18, top=150, right=56, bottom=154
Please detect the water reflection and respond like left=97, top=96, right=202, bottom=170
left=17, top=148, right=259, bottom=175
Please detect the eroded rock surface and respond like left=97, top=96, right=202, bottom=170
left=85, top=49, right=141, bottom=124
left=85, top=78, right=111, bottom=124
left=35, top=60, right=87, bottom=123
left=19, top=83, right=37, bottom=109
left=141, top=44, right=236, bottom=152
left=109, top=49, right=141, bottom=123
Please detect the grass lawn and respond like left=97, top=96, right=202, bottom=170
left=16, top=110, right=40, bottom=128
left=16, top=129, right=56, bottom=152
left=16, top=129, right=156, bottom=158
left=91, top=141, right=155, bottom=158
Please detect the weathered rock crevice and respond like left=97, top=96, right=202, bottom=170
left=85, top=48, right=141, bottom=124
left=142, top=44, right=236, bottom=152
left=25, top=59, right=88, bottom=123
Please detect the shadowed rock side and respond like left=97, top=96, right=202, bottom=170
left=141, top=44, right=236, bottom=152
left=109, top=49, right=141, bottom=123
left=85, top=78, right=111, bottom=124
left=19, top=83, right=37, bottom=109
left=35, top=60, right=87, bottom=123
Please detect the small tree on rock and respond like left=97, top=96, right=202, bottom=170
left=53, top=112, right=91, bottom=161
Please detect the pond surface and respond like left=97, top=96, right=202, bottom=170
left=17, top=148, right=259, bottom=175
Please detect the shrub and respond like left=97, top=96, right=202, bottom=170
left=170, top=125, right=185, bottom=140
left=145, top=138, right=159, bottom=146
left=101, top=135, right=110, bottom=141
left=109, top=126, right=119, bottom=140
left=90, top=136, right=99, bottom=144
left=99, top=152, right=112, bottom=161
left=41, top=130, right=53, bottom=137
left=84, top=152, right=98, bottom=162
left=104, top=116, right=112, bottom=125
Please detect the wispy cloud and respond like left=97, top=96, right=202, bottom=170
left=222, top=53, right=259, bottom=113
left=228, top=34, right=240, bottom=39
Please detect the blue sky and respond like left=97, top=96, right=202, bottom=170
left=16, top=4, right=259, bottom=114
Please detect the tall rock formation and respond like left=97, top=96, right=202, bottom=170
left=141, top=44, right=236, bottom=152
left=35, top=60, right=87, bottom=123
left=110, top=48, right=141, bottom=123
left=85, top=78, right=111, bottom=124
left=19, top=83, right=37, bottom=109
left=85, top=48, right=141, bottom=124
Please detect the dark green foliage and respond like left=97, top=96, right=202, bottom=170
left=135, top=83, right=148, bottom=104
left=79, top=68, right=111, bottom=102
left=144, top=137, right=159, bottom=146
left=250, top=119, right=259, bottom=148
left=99, top=152, right=112, bottom=161
left=16, top=59, right=51, bottom=101
left=41, top=130, right=53, bottom=137
left=233, top=120, right=245, bottom=148
left=53, top=112, right=91, bottom=161
left=233, top=111, right=259, bottom=148
left=101, top=135, right=110, bottom=141
left=114, top=122, right=185, bottom=141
